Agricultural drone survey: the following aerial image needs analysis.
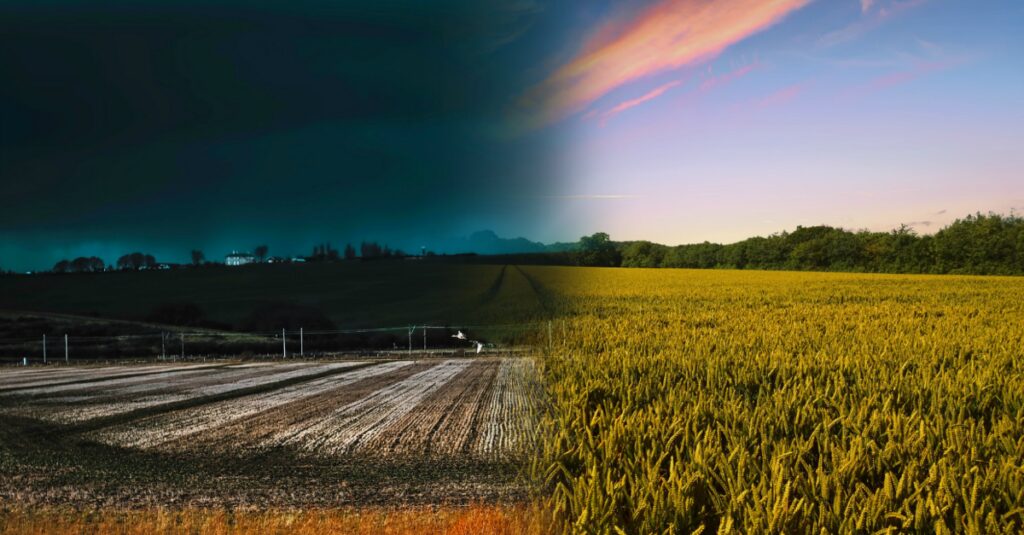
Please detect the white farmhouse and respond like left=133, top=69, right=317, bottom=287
left=225, top=251, right=256, bottom=266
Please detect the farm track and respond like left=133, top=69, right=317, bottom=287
left=513, top=265, right=551, bottom=314
left=478, top=265, right=508, bottom=306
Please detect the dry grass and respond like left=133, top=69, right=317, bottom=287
left=0, top=504, right=551, bottom=535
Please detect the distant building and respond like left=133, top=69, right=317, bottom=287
left=225, top=252, right=256, bottom=266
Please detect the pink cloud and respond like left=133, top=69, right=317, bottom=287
left=838, top=58, right=961, bottom=101
left=755, top=82, right=806, bottom=108
left=522, top=0, right=811, bottom=125
left=698, top=63, right=758, bottom=93
left=597, top=80, right=683, bottom=122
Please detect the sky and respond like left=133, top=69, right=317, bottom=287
left=2, top=0, right=1023, bottom=271
left=532, top=0, right=1024, bottom=245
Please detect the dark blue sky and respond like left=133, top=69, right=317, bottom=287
left=0, top=1, right=576, bottom=271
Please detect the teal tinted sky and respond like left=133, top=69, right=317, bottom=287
left=0, top=1, right=564, bottom=271
left=528, top=0, right=1023, bottom=245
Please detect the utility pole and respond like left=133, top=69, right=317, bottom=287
left=282, top=328, right=287, bottom=358
left=300, top=327, right=304, bottom=357
left=43, top=334, right=47, bottom=364
left=408, top=326, right=412, bottom=355
left=64, top=334, right=68, bottom=363
left=423, top=326, right=427, bottom=351
left=161, top=333, right=166, bottom=361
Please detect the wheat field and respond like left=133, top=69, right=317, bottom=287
left=523, top=267, right=1024, bottom=534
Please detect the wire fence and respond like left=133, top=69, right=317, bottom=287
left=0, top=322, right=548, bottom=365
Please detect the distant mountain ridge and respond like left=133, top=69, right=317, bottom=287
left=455, top=230, right=573, bottom=255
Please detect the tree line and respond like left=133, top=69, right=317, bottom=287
left=45, top=239, right=417, bottom=274
left=573, top=213, right=1024, bottom=275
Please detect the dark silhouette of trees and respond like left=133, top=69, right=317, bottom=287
left=357, top=241, right=405, bottom=259
left=190, top=250, right=205, bottom=266
left=360, top=241, right=381, bottom=258
left=254, top=245, right=269, bottom=263
left=309, top=243, right=339, bottom=262
left=116, top=252, right=157, bottom=270
left=344, top=243, right=356, bottom=260
left=53, top=256, right=104, bottom=273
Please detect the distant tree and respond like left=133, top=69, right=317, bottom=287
left=73, top=257, right=89, bottom=272
left=53, top=259, right=71, bottom=273
left=360, top=241, right=383, bottom=259
left=576, top=233, right=621, bottom=267
left=344, top=243, right=356, bottom=260
left=116, top=252, right=157, bottom=270
left=254, top=245, right=269, bottom=263
left=621, top=241, right=666, bottom=268
left=67, top=256, right=103, bottom=273
left=191, top=249, right=205, bottom=266
left=309, top=243, right=339, bottom=262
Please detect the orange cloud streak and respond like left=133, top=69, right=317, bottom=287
left=525, top=0, right=810, bottom=124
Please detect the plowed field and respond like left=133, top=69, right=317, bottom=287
left=0, top=357, right=540, bottom=507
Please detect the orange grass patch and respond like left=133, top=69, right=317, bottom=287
left=0, top=503, right=551, bottom=535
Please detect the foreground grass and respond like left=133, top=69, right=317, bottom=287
left=0, top=504, right=550, bottom=535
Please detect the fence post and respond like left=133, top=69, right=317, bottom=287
left=300, top=327, right=304, bottom=357
left=407, top=326, right=412, bottom=355
left=64, top=334, right=68, bottom=363
left=180, top=333, right=184, bottom=361
left=161, top=333, right=166, bottom=361
left=282, top=328, right=287, bottom=358
left=43, top=334, right=47, bottom=364
left=423, top=325, right=427, bottom=351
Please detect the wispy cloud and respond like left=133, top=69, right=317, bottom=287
left=753, top=82, right=806, bottom=109
left=597, top=80, right=683, bottom=122
left=542, top=194, right=644, bottom=200
left=698, top=63, right=759, bottom=93
left=522, top=0, right=811, bottom=125
left=820, top=0, right=928, bottom=47
left=838, top=57, right=962, bottom=101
